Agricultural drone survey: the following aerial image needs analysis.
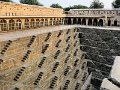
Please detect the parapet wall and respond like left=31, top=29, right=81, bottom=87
left=0, top=1, right=65, bottom=17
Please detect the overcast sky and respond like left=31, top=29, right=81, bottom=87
left=13, top=0, right=114, bottom=9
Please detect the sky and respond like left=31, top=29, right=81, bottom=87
left=13, top=0, right=114, bottom=9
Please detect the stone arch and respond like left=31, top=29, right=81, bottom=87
left=36, top=19, right=40, bottom=27
left=55, top=18, right=58, bottom=25
left=49, top=18, right=53, bottom=26
left=53, top=18, right=56, bottom=25
left=78, top=18, right=81, bottom=25
left=88, top=18, right=92, bottom=25
left=45, top=19, right=48, bottom=26
left=59, top=18, right=62, bottom=24
left=108, top=20, right=111, bottom=26
left=57, top=18, right=60, bottom=25
left=68, top=18, right=71, bottom=25
left=24, top=19, right=29, bottom=29
left=99, top=19, right=103, bottom=26
left=9, top=19, right=15, bottom=31
left=114, top=20, right=117, bottom=26
left=0, top=19, right=7, bottom=31
left=73, top=18, right=77, bottom=24
left=16, top=19, right=22, bottom=30
left=61, top=18, right=64, bottom=25
left=30, top=19, right=35, bottom=28
left=93, top=19, right=98, bottom=26
left=41, top=19, right=44, bottom=26
left=82, top=18, right=86, bottom=25
left=58, top=18, right=60, bottom=25
left=59, top=18, right=61, bottom=25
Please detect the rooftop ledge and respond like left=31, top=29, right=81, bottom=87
left=70, top=8, right=120, bottom=10
left=0, top=25, right=120, bottom=42
left=0, top=15, right=66, bottom=18
left=0, top=25, right=75, bottom=42
left=66, top=15, right=114, bottom=18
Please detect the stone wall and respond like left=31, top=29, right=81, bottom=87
left=77, top=26, right=120, bottom=89
left=1, top=25, right=120, bottom=90
left=0, top=1, right=65, bottom=17
left=0, top=26, right=88, bottom=90
left=66, top=9, right=120, bottom=26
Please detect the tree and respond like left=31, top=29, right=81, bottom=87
left=90, top=0, right=104, bottom=9
left=50, top=3, right=62, bottom=8
left=0, top=0, right=12, bottom=2
left=20, top=0, right=43, bottom=6
left=64, top=5, right=88, bottom=11
left=112, top=0, right=120, bottom=8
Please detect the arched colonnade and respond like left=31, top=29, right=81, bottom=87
left=0, top=18, right=65, bottom=32
left=66, top=18, right=118, bottom=26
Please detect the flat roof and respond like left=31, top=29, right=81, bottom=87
left=66, top=15, right=113, bottom=18
left=0, top=15, right=66, bottom=18
left=70, top=9, right=120, bottom=11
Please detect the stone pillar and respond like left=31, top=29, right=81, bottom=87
left=43, top=18, right=45, bottom=26
left=71, top=18, right=73, bottom=25
left=92, top=19, right=94, bottom=26
left=105, top=15, right=108, bottom=26
left=47, top=19, right=49, bottom=26
left=81, top=18, right=83, bottom=25
left=64, top=18, right=68, bottom=25
left=21, top=19, right=25, bottom=30
left=62, top=18, right=65, bottom=25
left=103, top=19, right=106, bottom=26
left=33, top=19, right=35, bottom=28
left=14, top=19, right=17, bottom=31
left=6, top=19, right=9, bottom=31
left=60, top=18, right=62, bottom=25
left=0, top=19, right=1, bottom=32
left=98, top=19, right=100, bottom=26
left=76, top=18, right=78, bottom=24
left=86, top=19, right=88, bottom=25
left=28, top=18, right=31, bottom=28
left=52, top=19, right=53, bottom=26
left=47, top=18, right=50, bottom=26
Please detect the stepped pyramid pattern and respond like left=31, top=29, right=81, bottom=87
left=0, top=27, right=89, bottom=90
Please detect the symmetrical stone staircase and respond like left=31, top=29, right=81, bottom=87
left=1, top=25, right=119, bottom=90
left=78, top=27, right=120, bottom=89
left=0, top=26, right=88, bottom=90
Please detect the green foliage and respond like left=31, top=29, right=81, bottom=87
left=50, top=3, right=62, bottom=8
left=112, top=0, right=120, bottom=8
left=90, top=0, right=104, bottom=9
left=64, top=5, right=88, bottom=11
left=0, top=0, right=12, bottom=2
left=20, top=0, right=43, bottom=6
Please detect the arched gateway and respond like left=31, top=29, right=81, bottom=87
left=99, top=19, right=103, bottom=26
